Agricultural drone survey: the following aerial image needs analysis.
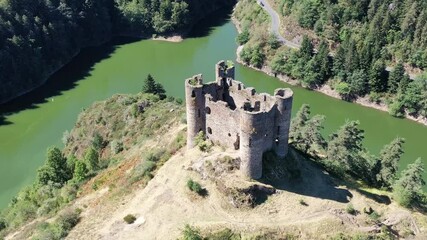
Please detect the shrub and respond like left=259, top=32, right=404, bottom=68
left=368, top=211, right=381, bottom=222
left=110, top=140, right=124, bottom=154
left=123, top=214, right=136, bottom=224
left=73, top=161, right=88, bottom=182
left=346, top=204, right=356, bottom=215
left=0, top=218, right=6, bottom=231
left=92, top=133, right=106, bottom=151
left=187, top=179, right=203, bottom=195
left=182, top=224, right=202, bottom=240
left=299, top=199, right=308, bottom=206
left=206, top=228, right=241, bottom=240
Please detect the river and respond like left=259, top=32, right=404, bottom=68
left=1, top=10, right=426, bottom=209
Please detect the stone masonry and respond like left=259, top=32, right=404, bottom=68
left=185, top=60, right=293, bottom=179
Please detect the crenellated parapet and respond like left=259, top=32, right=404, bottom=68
left=185, top=61, right=294, bottom=179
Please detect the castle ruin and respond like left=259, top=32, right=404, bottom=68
left=185, top=60, right=293, bottom=179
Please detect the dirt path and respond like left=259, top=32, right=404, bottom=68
left=65, top=145, right=426, bottom=239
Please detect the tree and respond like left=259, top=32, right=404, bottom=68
left=297, top=115, right=327, bottom=154
left=327, top=121, right=365, bottom=176
left=84, top=148, right=99, bottom=172
left=393, top=158, right=425, bottom=207
left=335, top=81, right=352, bottom=101
left=92, top=132, right=105, bottom=151
left=270, top=52, right=285, bottom=74
left=267, top=33, right=280, bottom=49
left=73, top=161, right=88, bottom=182
left=236, top=28, right=250, bottom=45
left=313, top=40, right=331, bottom=84
left=250, top=45, right=265, bottom=68
left=289, top=104, right=310, bottom=143
left=348, top=69, right=369, bottom=96
left=299, top=35, right=314, bottom=62
left=388, top=63, right=405, bottom=94
left=142, top=74, right=166, bottom=99
left=142, top=74, right=157, bottom=94
left=37, top=147, right=71, bottom=185
left=376, top=137, right=405, bottom=188
left=369, top=59, right=388, bottom=93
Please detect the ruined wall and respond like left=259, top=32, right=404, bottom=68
left=185, top=60, right=294, bottom=179
left=205, top=98, right=240, bottom=149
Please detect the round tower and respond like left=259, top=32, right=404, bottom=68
left=239, top=106, right=265, bottom=179
left=274, top=88, right=294, bottom=157
left=185, top=75, right=206, bottom=149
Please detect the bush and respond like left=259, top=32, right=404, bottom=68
left=299, top=199, right=308, bottom=206
left=194, top=131, right=212, bottom=152
left=205, top=228, right=241, bottom=240
left=0, top=218, right=6, bottom=231
left=110, top=140, right=124, bottom=154
left=368, top=211, right=381, bottom=222
left=182, top=225, right=202, bottom=240
left=187, top=179, right=203, bottom=195
left=346, top=204, right=356, bottom=215
left=123, top=214, right=137, bottom=224
left=92, top=133, right=106, bottom=151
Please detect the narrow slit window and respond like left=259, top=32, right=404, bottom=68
left=198, top=109, right=201, bottom=118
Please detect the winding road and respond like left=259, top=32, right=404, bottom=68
left=258, top=0, right=300, bottom=49
left=258, top=0, right=416, bottom=79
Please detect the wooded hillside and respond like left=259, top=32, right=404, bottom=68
left=0, top=0, right=234, bottom=104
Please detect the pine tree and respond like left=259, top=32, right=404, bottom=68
left=142, top=74, right=157, bottom=94
left=369, top=59, right=388, bottom=93
left=348, top=69, right=369, bottom=96
left=37, top=147, right=70, bottom=185
left=142, top=74, right=166, bottom=99
left=299, top=35, right=314, bottom=62
left=289, top=104, right=311, bottom=143
left=393, top=158, right=425, bottom=207
left=388, top=63, right=405, bottom=94
left=84, top=148, right=99, bottom=172
left=314, top=40, right=331, bottom=83
left=327, top=121, right=365, bottom=176
left=298, top=115, right=327, bottom=154
left=73, top=161, right=88, bottom=182
left=376, top=137, right=405, bottom=188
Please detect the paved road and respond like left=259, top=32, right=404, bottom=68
left=258, top=0, right=300, bottom=49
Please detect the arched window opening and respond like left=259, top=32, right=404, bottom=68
left=207, top=127, right=212, bottom=134
left=191, top=90, right=196, bottom=98
left=206, top=107, right=211, bottom=114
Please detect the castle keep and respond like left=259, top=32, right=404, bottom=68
left=185, top=60, right=293, bottom=179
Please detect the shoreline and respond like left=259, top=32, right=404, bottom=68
left=231, top=16, right=427, bottom=127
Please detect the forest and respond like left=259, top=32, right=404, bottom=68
left=236, top=0, right=427, bottom=120
left=0, top=0, right=235, bottom=104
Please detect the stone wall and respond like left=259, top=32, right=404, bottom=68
left=185, top=60, right=294, bottom=179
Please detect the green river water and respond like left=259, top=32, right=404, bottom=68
left=1, top=12, right=427, bottom=209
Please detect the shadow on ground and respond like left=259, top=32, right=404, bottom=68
left=260, top=148, right=353, bottom=203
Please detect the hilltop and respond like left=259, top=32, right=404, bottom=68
left=1, top=91, right=425, bottom=239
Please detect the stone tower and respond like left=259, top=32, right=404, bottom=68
left=185, top=60, right=293, bottom=179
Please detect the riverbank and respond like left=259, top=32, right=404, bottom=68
left=231, top=12, right=427, bottom=127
